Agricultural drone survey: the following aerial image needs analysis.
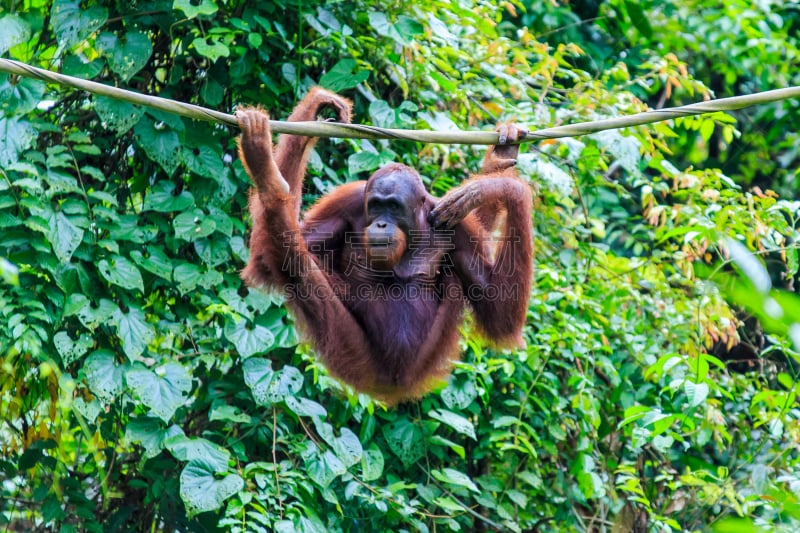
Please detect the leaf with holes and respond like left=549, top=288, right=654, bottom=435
left=98, top=255, right=144, bottom=292
left=440, top=379, right=478, bottom=410
left=180, top=460, right=243, bottom=517
left=53, top=331, right=93, bottom=366
left=428, top=408, right=476, bottom=440
left=95, top=96, right=144, bottom=134
left=97, top=31, right=153, bottom=82
left=381, top=419, right=424, bottom=467
left=0, top=117, right=37, bottom=167
left=51, top=0, right=107, bottom=48
left=84, top=350, right=128, bottom=403
left=285, top=396, right=327, bottom=418
left=242, top=358, right=303, bottom=406
left=166, top=435, right=230, bottom=473
left=224, top=318, right=275, bottom=358
left=77, top=299, right=117, bottom=331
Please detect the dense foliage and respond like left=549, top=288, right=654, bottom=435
left=1, top=0, right=799, bottom=531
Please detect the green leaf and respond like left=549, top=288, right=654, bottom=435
left=433, top=496, right=464, bottom=513
left=429, top=435, right=465, bottom=459
left=0, top=15, right=31, bottom=55
left=302, top=443, right=346, bottom=488
left=348, top=150, right=394, bottom=175
left=174, top=0, right=219, bottom=19
left=0, top=75, right=45, bottom=115
left=107, top=214, right=158, bottom=243
left=725, top=238, right=771, bottom=294
left=142, top=181, right=195, bottom=212
left=624, top=0, right=653, bottom=39
left=590, top=130, right=641, bottom=172
left=368, top=12, right=422, bottom=46
left=84, top=350, right=127, bottom=402
left=126, top=417, right=184, bottom=458
left=652, top=434, right=674, bottom=453
left=62, top=56, right=104, bottom=78
left=51, top=0, right=108, bottom=48
left=113, top=306, right=155, bottom=361
left=165, top=435, right=230, bottom=473
left=0, top=258, right=19, bottom=286
left=201, top=77, right=224, bottom=105
left=381, top=419, right=424, bottom=467
left=171, top=263, right=202, bottom=294
left=361, top=447, right=384, bottom=482
left=98, top=255, right=144, bottom=292
left=368, top=100, right=396, bottom=128
left=95, top=96, right=144, bottom=134
left=192, top=37, right=229, bottom=62
left=77, top=299, right=117, bottom=331
left=174, top=209, right=216, bottom=240
left=440, top=379, right=478, bottom=410
left=97, top=31, right=153, bottom=82
left=685, top=381, right=709, bottom=408
left=224, top=318, right=275, bottom=358
left=432, top=468, right=480, bottom=493
left=319, top=59, right=370, bottom=92
left=315, top=422, right=362, bottom=468
left=428, top=408, right=476, bottom=440
left=619, top=405, right=652, bottom=428
left=183, top=144, right=224, bottom=179
left=179, top=460, right=243, bottom=517
left=50, top=211, right=84, bottom=263
left=72, top=398, right=102, bottom=423
left=126, top=363, right=193, bottom=422
left=194, top=237, right=231, bottom=267
left=699, top=119, right=715, bottom=142
left=331, top=428, right=362, bottom=468
left=134, top=119, right=182, bottom=175
left=242, top=358, right=303, bottom=406
left=53, top=331, right=93, bottom=366
left=209, top=404, right=251, bottom=424
left=131, top=246, right=173, bottom=280
left=394, top=15, right=424, bottom=41
left=285, top=396, right=327, bottom=418
left=173, top=264, right=221, bottom=293
left=0, top=116, right=38, bottom=167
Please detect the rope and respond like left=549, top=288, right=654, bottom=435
left=2, top=57, right=799, bottom=145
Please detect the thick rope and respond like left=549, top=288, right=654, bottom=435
left=2, top=57, right=799, bottom=145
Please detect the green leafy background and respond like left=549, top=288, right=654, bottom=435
left=1, top=0, right=799, bottom=531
